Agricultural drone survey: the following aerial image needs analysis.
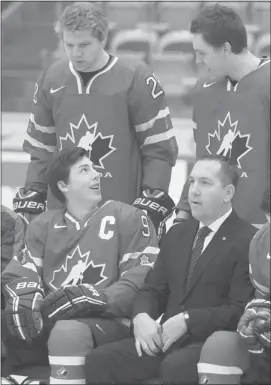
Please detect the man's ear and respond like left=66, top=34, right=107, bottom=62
left=224, top=184, right=235, bottom=203
left=57, top=180, right=68, bottom=194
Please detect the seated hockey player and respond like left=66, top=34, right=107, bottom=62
left=2, top=147, right=164, bottom=384
left=197, top=189, right=270, bottom=384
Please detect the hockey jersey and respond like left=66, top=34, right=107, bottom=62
left=23, top=57, right=178, bottom=209
left=1, top=205, right=25, bottom=273
left=2, top=200, right=160, bottom=317
left=177, top=60, right=270, bottom=225
left=249, top=221, right=270, bottom=299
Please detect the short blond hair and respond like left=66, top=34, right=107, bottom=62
left=55, top=2, right=109, bottom=42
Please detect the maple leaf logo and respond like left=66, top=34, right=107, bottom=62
left=49, top=244, right=108, bottom=290
left=205, top=112, right=252, bottom=169
left=59, top=114, right=116, bottom=169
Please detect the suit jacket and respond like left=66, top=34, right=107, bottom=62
left=133, top=210, right=257, bottom=341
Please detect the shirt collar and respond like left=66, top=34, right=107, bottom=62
left=199, top=207, right=233, bottom=235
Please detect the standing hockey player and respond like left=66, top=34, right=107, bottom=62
left=175, top=3, right=270, bottom=227
left=2, top=148, right=163, bottom=384
left=13, top=1, right=178, bottom=237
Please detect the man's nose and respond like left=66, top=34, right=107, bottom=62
left=93, top=168, right=100, bottom=179
left=73, top=46, right=82, bottom=57
left=190, top=183, right=201, bottom=196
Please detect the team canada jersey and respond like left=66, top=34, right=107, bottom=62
left=249, top=222, right=270, bottom=299
left=178, top=59, right=270, bottom=224
left=23, top=57, right=178, bottom=209
left=2, top=201, right=159, bottom=317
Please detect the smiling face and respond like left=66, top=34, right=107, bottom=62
left=62, top=28, right=105, bottom=72
left=188, top=159, right=234, bottom=225
left=193, top=33, right=228, bottom=78
left=60, top=155, right=101, bottom=206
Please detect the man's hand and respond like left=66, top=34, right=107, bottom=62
left=13, top=188, right=47, bottom=227
left=133, top=313, right=163, bottom=357
left=161, top=313, right=187, bottom=352
left=4, top=279, right=44, bottom=342
left=42, top=284, right=107, bottom=323
left=133, top=189, right=175, bottom=241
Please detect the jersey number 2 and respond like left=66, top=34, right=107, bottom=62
left=146, top=75, right=164, bottom=99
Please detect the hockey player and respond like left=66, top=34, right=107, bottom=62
left=1, top=206, right=26, bottom=275
left=2, top=147, right=163, bottom=384
left=175, top=3, right=270, bottom=227
left=1, top=206, right=25, bottom=369
left=197, top=189, right=270, bottom=384
left=13, top=1, right=178, bottom=238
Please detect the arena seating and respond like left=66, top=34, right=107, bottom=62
left=254, top=32, right=271, bottom=57
left=2, top=1, right=270, bottom=114
left=110, top=28, right=157, bottom=55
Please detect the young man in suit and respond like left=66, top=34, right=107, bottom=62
left=83, top=154, right=257, bottom=384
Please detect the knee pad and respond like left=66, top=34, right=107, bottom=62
left=48, top=319, right=94, bottom=358
left=198, top=332, right=250, bottom=384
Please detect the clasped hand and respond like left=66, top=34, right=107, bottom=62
left=133, top=312, right=187, bottom=357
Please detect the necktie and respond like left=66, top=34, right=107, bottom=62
left=185, top=226, right=212, bottom=290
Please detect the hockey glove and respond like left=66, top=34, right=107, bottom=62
left=42, top=284, right=107, bottom=324
left=252, top=299, right=271, bottom=350
left=133, top=189, right=175, bottom=240
left=4, top=278, right=44, bottom=342
left=13, top=188, right=47, bottom=227
left=237, top=298, right=270, bottom=353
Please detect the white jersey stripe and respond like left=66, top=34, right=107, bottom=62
left=142, top=129, right=175, bottom=146
left=252, top=277, right=269, bottom=295
left=49, top=355, right=86, bottom=365
left=27, top=248, right=43, bottom=268
left=120, top=246, right=159, bottom=265
left=29, top=113, right=55, bottom=134
left=197, top=363, right=243, bottom=375
left=135, top=107, right=170, bottom=132
left=24, top=133, right=55, bottom=152
left=50, top=377, right=86, bottom=384
left=22, top=262, right=39, bottom=273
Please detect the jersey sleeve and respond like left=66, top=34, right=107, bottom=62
left=102, top=204, right=160, bottom=318
left=176, top=104, right=197, bottom=212
left=249, top=222, right=270, bottom=299
left=1, top=206, right=25, bottom=273
left=2, top=216, right=46, bottom=295
left=128, top=62, right=178, bottom=193
left=23, top=69, right=56, bottom=193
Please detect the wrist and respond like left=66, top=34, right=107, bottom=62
left=133, top=312, right=149, bottom=324
left=183, top=311, right=191, bottom=333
